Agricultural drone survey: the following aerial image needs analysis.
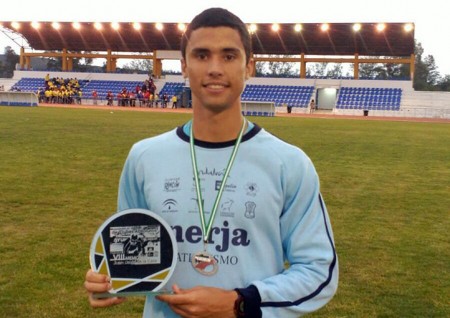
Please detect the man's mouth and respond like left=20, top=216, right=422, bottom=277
left=203, top=83, right=228, bottom=89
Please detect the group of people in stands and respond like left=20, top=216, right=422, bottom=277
left=38, top=74, right=82, bottom=104
left=36, top=75, right=180, bottom=108
left=103, top=78, right=173, bottom=108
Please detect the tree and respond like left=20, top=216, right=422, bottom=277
left=385, top=62, right=410, bottom=80
left=266, top=59, right=297, bottom=77
left=413, top=41, right=441, bottom=91
left=72, top=52, right=94, bottom=72
left=0, top=60, right=4, bottom=77
left=326, top=63, right=344, bottom=78
left=308, top=62, right=327, bottom=77
left=46, top=55, right=62, bottom=71
left=423, top=55, right=440, bottom=87
left=121, top=59, right=153, bottom=74
left=254, top=55, right=298, bottom=77
left=437, top=75, right=450, bottom=91
left=2, top=46, right=19, bottom=78
left=254, top=61, right=265, bottom=77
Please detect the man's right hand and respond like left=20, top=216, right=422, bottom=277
left=84, top=269, right=127, bottom=308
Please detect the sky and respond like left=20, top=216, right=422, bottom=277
left=1, top=0, right=449, bottom=75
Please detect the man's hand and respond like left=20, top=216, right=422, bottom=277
left=84, top=269, right=127, bottom=308
left=156, top=284, right=238, bottom=318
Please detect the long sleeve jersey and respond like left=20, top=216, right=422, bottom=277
left=118, top=121, right=338, bottom=317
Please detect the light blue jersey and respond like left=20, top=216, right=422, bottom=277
left=118, top=122, right=338, bottom=317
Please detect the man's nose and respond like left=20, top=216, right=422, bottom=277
left=207, top=56, right=224, bottom=76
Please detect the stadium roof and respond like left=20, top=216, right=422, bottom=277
left=2, top=21, right=415, bottom=56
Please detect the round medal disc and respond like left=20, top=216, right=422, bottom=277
left=192, top=251, right=218, bottom=276
left=89, top=209, right=177, bottom=297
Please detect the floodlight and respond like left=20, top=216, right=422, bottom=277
left=404, top=23, right=414, bottom=32
left=353, top=23, right=361, bottom=32
left=94, top=22, right=103, bottom=30
left=11, top=22, right=20, bottom=30
left=133, top=22, right=141, bottom=31
left=294, top=24, right=302, bottom=32
left=72, top=22, right=81, bottom=30
left=178, top=23, right=186, bottom=32
left=155, top=23, right=163, bottom=31
left=111, top=22, right=120, bottom=30
left=271, top=23, right=280, bottom=32
left=321, top=23, right=329, bottom=32
left=31, top=22, right=40, bottom=30
left=52, top=22, right=61, bottom=30
left=376, top=23, right=386, bottom=32
left=248, top=24, right=257, bottom=33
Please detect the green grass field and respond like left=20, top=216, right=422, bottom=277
left=0, top=106, right=449, bottom=318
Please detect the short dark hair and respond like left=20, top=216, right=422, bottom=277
left=180, top=7, right=252, bottom=64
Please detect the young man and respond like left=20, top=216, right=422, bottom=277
left=84, top=7, right=338, bottom=318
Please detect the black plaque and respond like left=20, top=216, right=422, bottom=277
left=89, top=209, right=177, bottom=297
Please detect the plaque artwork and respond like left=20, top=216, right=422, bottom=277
left=90, top=209, right=177, bottom=297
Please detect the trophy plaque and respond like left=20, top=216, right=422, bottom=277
left=89, top=209, right=177, bottom=298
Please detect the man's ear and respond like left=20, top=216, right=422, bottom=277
left=181, top=59, right=188, bottom=78
left=245, top=58, right=254, bottom=81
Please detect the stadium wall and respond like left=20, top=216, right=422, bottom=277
left=8, top=71, right=450, bottom=118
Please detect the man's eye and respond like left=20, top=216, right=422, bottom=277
left=197, top=53, right=207, bottom=60
left=225, top=54, right=235, bottom=61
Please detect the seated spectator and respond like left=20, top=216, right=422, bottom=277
left=106, top=91, right=114, bottom=106
left=137, top=90, right=144, bottom=107
left=143, top=90, right=150, bottom=107
left=162, top=93, right=168, bottom=108
left=153, top=93, right=159, bottom=108
left=120, top=88, right=129, bottom=106
left=148, top=93, right=154, bottom=108
left=76, top=89, right=82, bottom=104
left=45, top=88, right=52, bottom=103
left=129, top=91, right=136, bottom=107
left=92, top=90, right=98, bottom=105
left=37, top=88, right=45, bottom=103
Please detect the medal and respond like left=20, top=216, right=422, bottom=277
left=192, top=251, right=218, bottom=276
left=189, top=118, right=247, bottom=276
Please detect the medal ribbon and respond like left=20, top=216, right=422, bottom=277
left=190, top=118, right=246, bottom=244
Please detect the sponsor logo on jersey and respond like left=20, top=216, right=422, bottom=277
left=171, top=220, right=250, bottom=253
left=245, top=182, right=259, bottom=196
left=245, top=201, right=256, bottom=219
left=189, top=198, right=204, bottom=213
left=215, top=180, right=237, bottom=192
left=164, top=177, right=180, bottom=192
left=162, top=198, right=178, bottom=213
left=199, top=167, right=225, bottom=177
left=220, top=198, right=235, bottom=217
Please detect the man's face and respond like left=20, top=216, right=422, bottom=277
left=181, top=27, right=253, bottom=112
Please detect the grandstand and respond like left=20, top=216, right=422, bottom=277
left=336, top=87, right=402, bottom=111
left=2, top=19, right=448, bottom=118
left=2, top=70, right=450, bottom=119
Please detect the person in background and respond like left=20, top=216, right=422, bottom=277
left=92, top=90, right=98, bottom=105
left=106, top=91, right=114, bottom=106
left=310, top=99, right=316, bottom=114
left=77, top=89, right=82, bottom=105
left=171, top=95, right=178, bottom=109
